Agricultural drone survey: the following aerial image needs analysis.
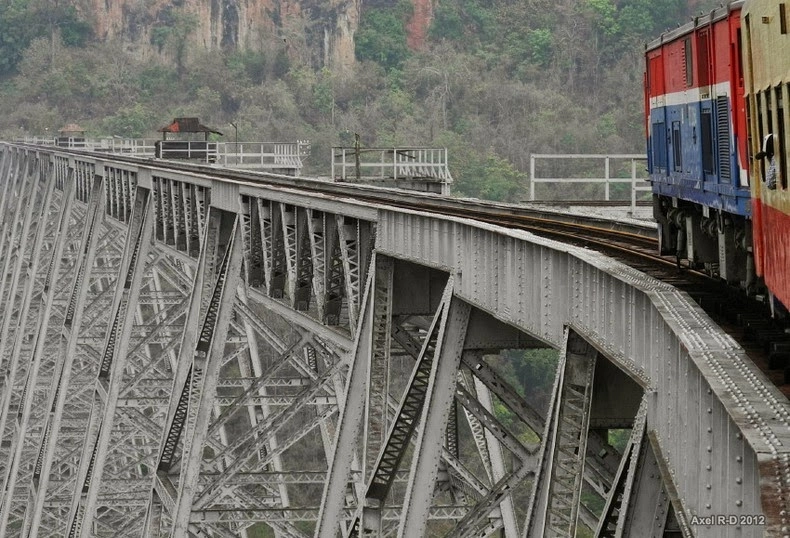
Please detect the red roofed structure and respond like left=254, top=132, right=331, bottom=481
left=157, top=117, right=223, bottom=140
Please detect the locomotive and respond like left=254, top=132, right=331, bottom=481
left=646, top=0, right=790, bottom=308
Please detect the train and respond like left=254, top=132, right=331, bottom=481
left=646, top=0, right=790, bottom=310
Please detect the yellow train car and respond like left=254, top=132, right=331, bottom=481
left=742, top=0, right=790, bottom=306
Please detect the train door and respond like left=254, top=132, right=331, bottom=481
left=647, top=51, right=668, bottom=177
left=651, top=108, right=669, bottom=176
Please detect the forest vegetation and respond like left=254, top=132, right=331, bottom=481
left=0, top=0, right=722, bottom=202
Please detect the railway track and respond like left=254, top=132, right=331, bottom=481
left=20, top=145, right=790, bottom=398
left=520, top=199, right=652, bottom=207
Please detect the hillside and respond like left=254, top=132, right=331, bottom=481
left=0, top=0, right=723, bottom=201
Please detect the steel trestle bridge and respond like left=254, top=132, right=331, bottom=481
left=0, top=143, right=787, bottom=538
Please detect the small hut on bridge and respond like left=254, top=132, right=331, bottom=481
left=155, top=117, right=223, bottom=161
left=56, top=123, right=85, bottom=148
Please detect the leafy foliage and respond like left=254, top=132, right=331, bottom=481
left=355, top=1, right=412, bottom=70
left=0, top=0, right=722, bottom=200
left=431, top=0, right=495, bottom=43
left=0, top=0, right=92, bottom=75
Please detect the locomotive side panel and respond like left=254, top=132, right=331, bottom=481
left=646, top=2, right=751, bottom=282
left=647, top=9, right=749, bottom=214
left=743, top=0, right=790, bottom=306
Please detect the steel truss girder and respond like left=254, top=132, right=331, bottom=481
left=66, top=186, right=153, bottom=538
left=595, top=395, right=649, bottom=537
left=526, top=328, right=598, bottom=537
left=1, top=144, right=787, bottom=537
left=149, top=207, right=244, bottom=536
left=0, top=156, right=59, bottom=536
left=25, top=171, right=111, bottom=538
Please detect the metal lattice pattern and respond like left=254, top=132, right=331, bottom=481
left=0, top=144, right=784, bottom=538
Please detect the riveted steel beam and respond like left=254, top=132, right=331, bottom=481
left=149, top=207, right=244, bottom=536
left=25, top=171, right=109, bottom=538
left=398, top=291, right=471, bottom=538
left=65, top=186, right=153, bottom=538
left=595, top=395, right=648, bottom=537
left=527, top=329, right=598, bottom=537
left=315, top=264, right=375, bottom=538
left=0, top=159, right=57, bottom=535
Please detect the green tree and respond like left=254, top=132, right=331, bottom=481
left=454, top=150, right=527, bottom=203
left=102, top=103, right=158, bottom=138
left=355, top=1, right=412, bottom=71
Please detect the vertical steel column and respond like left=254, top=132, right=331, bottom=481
left=146, top=207, right=243, bottom=536
left=172, top=210, right=243, bottom=535
left=0, top=166, right=55, bottom=535
left=363, top=256, right=394, bottom=483
left=0, top=158, right=52, bottom=447
left=474, top=378, right=520, bottom=538
left=17, top=170, right=76, bottom=538
left=351, top=279, right=456, bottom=536
left=595, top=395, right=648, bottom=537
left=398, top=291, right=470, bottom=538
left=65, top=187, right=153, bottom=538
left=0, top=150, right=24, bottom=282
left=306, top=210, right=327, bottom=321
left=336, top=216, right=361, bottom=333
left=525, top=328, right=598, bottom=537
left=0, top=148, right=17, bottom=261
left=0, top=152, right=38, bottom=375
left=26, top=172, right=106, bottom=538
left=315, top=262, right=375, bottom=538
left=619, top=426, right=670, bottom=536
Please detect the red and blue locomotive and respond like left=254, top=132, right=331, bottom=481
left=646, top=0, right=790, bottom=307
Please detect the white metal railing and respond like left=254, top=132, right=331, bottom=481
left=94, top=138, right=157, bottom=156
left=214, top=141, right=309, bottom=171
left=332, top=147, right=453, bottom=185
left=155, top=140, right=219, bottom=162
left=529, top=154, right=650, bottom=213
left=17, top=136, right=158, bottom=156
left=16, top=136, right=308, bottom=172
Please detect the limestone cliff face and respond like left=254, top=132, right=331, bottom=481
left=87, top=0, right=361, bottom=71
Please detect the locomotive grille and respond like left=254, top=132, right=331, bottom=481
left=717, top=96, right=731, bottom=181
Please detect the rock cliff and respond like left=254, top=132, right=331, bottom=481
left=84, top=0, right=435, bottom=71
left=87, top=0, right=362, bottom=70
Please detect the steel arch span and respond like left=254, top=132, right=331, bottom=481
left=0, top=144, right=786, bottom=538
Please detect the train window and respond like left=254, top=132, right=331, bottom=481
left=701, top=111, right=715, bottom=175
left=781, top=4, right=787, bottom=35
left=736, top=29, right=744, bottom=88
left=684, top=36, right=693, bottom=87
left=672, top=121, right=683, bottom=172
left=757, top=91, right=770, bottom=183
left=777, top=86, right=787, bottom=188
